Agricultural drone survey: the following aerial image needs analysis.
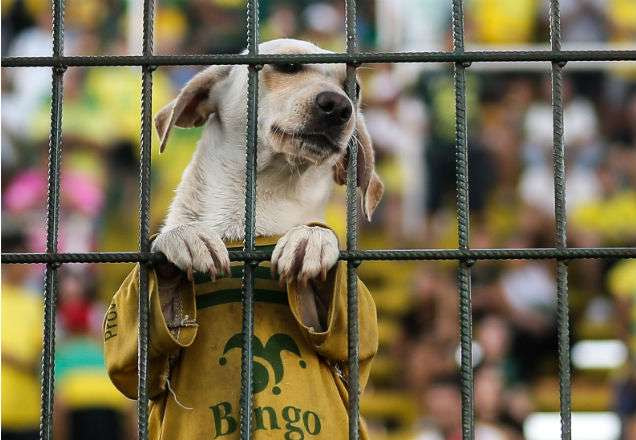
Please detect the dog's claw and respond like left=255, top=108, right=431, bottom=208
left=270, top=225, right=339, bottom=288
left=208, top=265, right=217, bottom=282
left=151, top=222, right=231, bottom=284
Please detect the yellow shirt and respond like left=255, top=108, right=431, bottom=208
left=470, top=0, right=538, bottom=44
left=1, top=284, right=43, bottom=430
left=571, top=190, right=636, bottom=244
left=104, top=235, right=378, bottom=439
left=610, top=0, right=636, bottom=42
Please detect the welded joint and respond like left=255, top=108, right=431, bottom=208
left=48, top=261, right=62, bottom=270
left=456, top=61, right=472, bottom=68
left=347, top=60, right=362, bottom=68
left=553, top=60, right=567, bottom=68
left=351, top=259, right=362, bottom=268
left=461, top=258, right=475, bottom=268
left=251, top=64, right=263, bottom=71
left=53, top=65, right=67, bottom=75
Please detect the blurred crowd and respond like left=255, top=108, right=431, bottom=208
left=2, top=1, right=636, bottom=439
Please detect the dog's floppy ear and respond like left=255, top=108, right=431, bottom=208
left=333, top=114, right=384, bottom=221
left=155, top=65, right=231, bottom=152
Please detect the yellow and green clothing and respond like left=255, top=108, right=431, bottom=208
left=56, top=337, right=129, bottom=412
left=104, top=236, right=378, bottom=439
left=1, top=284, right=42, bottom=431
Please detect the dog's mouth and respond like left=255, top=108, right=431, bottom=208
left=271, top=125, right=342, bottom=158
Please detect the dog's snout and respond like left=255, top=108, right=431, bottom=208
left=315, top=91, right=352, bottom=126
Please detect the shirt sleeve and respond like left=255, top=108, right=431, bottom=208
left=103, top=264, right=198, bottom=400
left=287, top=259, right=379, bottom=392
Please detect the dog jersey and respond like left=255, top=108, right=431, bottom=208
left=103, top=235, right=378, bottom=439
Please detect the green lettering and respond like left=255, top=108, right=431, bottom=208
left=303, top=410, right=321, bottom=435
left=254, top=406, right=280, bottom=430
left=210, top=402, right=237, bottom=437
left=104, top=305, right=118, bottom=340
left=104, top=329, right=117, bottom=341
left=282, top=406, right=304, bottom=440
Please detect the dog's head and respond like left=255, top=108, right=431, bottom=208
left=155, top=38, right=383, bottom=220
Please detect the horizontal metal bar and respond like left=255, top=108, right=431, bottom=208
left=2, top=50, right=636, bottom=67
left=3, top=247, right=635, bottom=264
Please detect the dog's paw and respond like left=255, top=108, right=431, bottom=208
left=271, top=225, right=340, bottom=285
left=152, top=223, right=231, bottom=281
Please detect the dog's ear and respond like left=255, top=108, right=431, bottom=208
left=333, top=114, right=384, bottom=221
left=155, top=65, right=231, bottom=152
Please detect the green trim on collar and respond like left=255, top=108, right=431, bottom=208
left=196, top=289, right=288, bottom=309
left=193, top=265, right=276, bottom=284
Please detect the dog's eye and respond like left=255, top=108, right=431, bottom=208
left=273, top=63, right=303, bottom=74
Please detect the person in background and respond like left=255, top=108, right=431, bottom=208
left=53, top=269, right=134, bottom=440
left=364, top=63, right=428, bottom=240
left=1, top=227, right=43, bottom=440
left=468, top=0, right=539, bottom=45
left=415, top=375, right=462, bottom=440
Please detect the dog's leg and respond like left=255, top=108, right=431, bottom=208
left=152, top=222, right=231, bottom=281
left=271, top=225, right=340, bottom=331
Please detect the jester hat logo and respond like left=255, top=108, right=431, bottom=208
left=219, top=333, right=307, bottom=395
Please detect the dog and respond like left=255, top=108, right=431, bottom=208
left=151, top=38, right=383, bottom=284
left=104, top=39, right=383, bottom=439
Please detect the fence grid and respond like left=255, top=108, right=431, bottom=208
left=2, top=0, right=636, bottom=439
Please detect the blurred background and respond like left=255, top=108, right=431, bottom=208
left=1, top=0, right=636, bottom=439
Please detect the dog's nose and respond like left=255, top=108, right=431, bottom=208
left=315, top=91, right=352, bottom=126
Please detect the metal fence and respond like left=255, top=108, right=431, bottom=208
left=2, top=0, right=636, bottom=439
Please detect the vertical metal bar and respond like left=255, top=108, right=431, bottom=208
left=240, top=0, right=259, bottom=438
left=344, top=1, right=360, bottom=439
left=451, top=0, right=474, bottom=439
left=549, top=1, right=571, bottom=439
left=137, top=0, right=155, bottom=439
left=40, top=0, right=65, bottom=438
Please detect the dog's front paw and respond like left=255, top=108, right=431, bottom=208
left=152, top=223, right=231, bottom=280
left=271, top=225, right=340, bottom=285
